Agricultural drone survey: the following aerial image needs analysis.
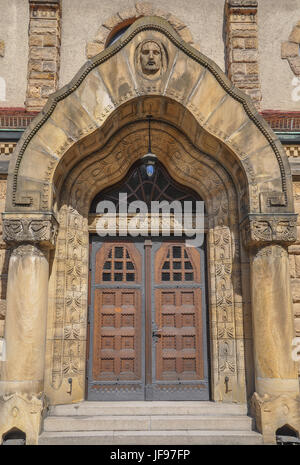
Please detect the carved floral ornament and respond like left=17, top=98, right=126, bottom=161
left=240, top=214, right=297, bottom=248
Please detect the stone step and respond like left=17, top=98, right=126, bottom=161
left=39, top=430, right=263, bottom=445
left=43, top=414, right=253, bottom=432
left=49, top=401, right=248, bottom=417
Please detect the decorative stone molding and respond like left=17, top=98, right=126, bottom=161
left=0, top=107, right=39, bottom=129
left=251, top=392, right=300, bottom=444
left=285, top=145, right=300, bottom=158
left=11, top=243, right=47, bottom=258
left=260, top=110, right=300, bottom=131
left=25, top=0, right=61, bottom=111
left=86, top=2, right=197, bottom=59
left=241, top=214, right=298, bottom=248
left=225, top=0, right=262, bottom=108
left=2, top=213, right=58, bottom=248
left=0, top=392, right=48, bottom=445
left=0, top=142, right=16, bottom=158
left=282, top=21, right=300, bottom=76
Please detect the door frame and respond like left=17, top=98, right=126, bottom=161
left=86, top=234, right=210, bottom=401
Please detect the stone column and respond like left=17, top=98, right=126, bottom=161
left=242, top=214, right=300, bottom=444
left=1, top=244, right=49, bottom=395
left=0, top=213, right=58, bottom=444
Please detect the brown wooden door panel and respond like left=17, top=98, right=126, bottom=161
left=88, top=240, right=145, bottom=400
left=93, top=288, right=142, bottom=381
left=155, top=288, right=204, bottom=381
left=150, top=241, right=209, bottom=400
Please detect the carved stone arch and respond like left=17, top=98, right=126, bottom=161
left=86, top=2, right=197, bottom=58
left=1, top=15, right=299, bottom=445
left=43, top=118, right=251, bottom=405
left=4, top=16, right=294, bottom=221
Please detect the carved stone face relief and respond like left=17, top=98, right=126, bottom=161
left=135, top=39, right=167, bottom=80
left=140, top=41, right=161, bottom=74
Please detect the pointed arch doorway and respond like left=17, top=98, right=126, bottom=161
left=87, top=160, right=209, bottom=400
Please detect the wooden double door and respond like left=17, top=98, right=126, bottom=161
left=87, top=237, right=209, bottom=400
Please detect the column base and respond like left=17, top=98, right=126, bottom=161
left=251, top=391, right=300, bottom=444
left=0, top=380, right=43, bottom=396
left=0, top=392, right=48, bottom=445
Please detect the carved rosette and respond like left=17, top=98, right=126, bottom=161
left=2, top=213, right=58, bottom=249
left=241, top=214, right=297, bottom=248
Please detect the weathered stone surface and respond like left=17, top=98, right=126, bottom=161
left=0, top=393, right=47, bottom=445
left=135, top=2, right=154, bottom=16
left=281, top=41, right=299, bottom=59
left=289, top=57, right=300, bottom=76
left=1, top=15, right=298, bottom=447
left=227, top=0, right=257, bottom=6
left=225, top=0, right=261, bottom=106
left=251, top=392, right=300, bottom=444
left=282, top=23, right=300, bottom=77
left=289, top=26, right=300, bottom=44
left=2, top=214, right=58, bottom=248
left=85, top=6, right=196, bottom=60
left=26, top=0, right=61, bottom=111
left=0, top=40, right=4, bottom=57
left=250, top=244, right=298, bottom=394
left=86, top=42, right=104, bottom=59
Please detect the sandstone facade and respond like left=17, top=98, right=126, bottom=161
left=0, top=0, right=299, bottom=446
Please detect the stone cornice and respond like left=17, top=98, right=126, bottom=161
left=241, top=213, right=298, bottom=248
left=2, top=213, right=58, bottom=248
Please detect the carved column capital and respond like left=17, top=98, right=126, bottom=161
left=241, top=213, right=298, bottom=248
left=2, top=213, right=58, bottom=249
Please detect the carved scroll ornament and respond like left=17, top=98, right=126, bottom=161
left=241, top=214, right=297, bottom=248
left=2, top=214, right=58, bottom=248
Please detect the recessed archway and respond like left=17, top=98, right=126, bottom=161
left=41, top=116, right=253, bottom=406
left=1, top=16, right=298, bottom=445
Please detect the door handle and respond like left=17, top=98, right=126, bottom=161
left=152, top=329, right=162, bottom=338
